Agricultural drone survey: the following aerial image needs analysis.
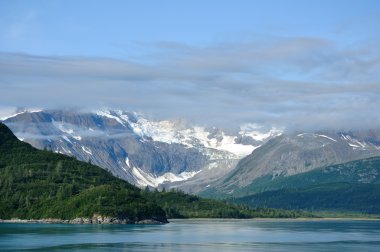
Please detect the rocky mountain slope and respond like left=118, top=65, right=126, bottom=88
left=5, top=109, right=380, bottom=200
left=0, top=122, right=304, bottom=220
left=2, top=109, right=280, bottom=191
left=0, top=122, right=167, bottom=223
left=200, top=131, right=380, bottom=198
left=232, top=157, right=380, bottom=213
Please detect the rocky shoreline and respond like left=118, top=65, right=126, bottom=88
left=0, top=215, right=168, bottom=225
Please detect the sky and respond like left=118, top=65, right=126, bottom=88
left=1, top=0, right=380, bottom=131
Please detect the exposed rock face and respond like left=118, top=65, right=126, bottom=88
left=201, top=131, right=380, bottom=197
left=68, top=215, right=167, bottom=224
left=3, top=110, right=277, bottom=191
left=0, top=214, right=168, bottom=224
left=3, top=110, right=205, bottom=183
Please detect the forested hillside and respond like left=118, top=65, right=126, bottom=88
left=0, top=123, right=305, bottom=222
left=232, top=157, right=380, bottom=214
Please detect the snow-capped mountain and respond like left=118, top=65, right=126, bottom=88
left=96, top=110, right=277, bottom=158
left=2, top=109, right=279, bottom=191
left=201, top=131, right=380, bottom=198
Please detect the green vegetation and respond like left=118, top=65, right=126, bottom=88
left=143, top=188, right=312, bottom=218
left=310, top=211, right=380, bottom=219
left=0, top=122, right=306, bottom=221
left=230, top=157, right=380, bottom=214
left=234, top=183, right=380, bottom=214
left=239, top=157, right=380, bottom=196
left=0, top=123, right=166, bottom=222
left=201, top=156, right=380, bottom=199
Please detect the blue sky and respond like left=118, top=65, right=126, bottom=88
left=1, top=0, right=380, bottom=130
left=1, top=0, right=380, bottom=58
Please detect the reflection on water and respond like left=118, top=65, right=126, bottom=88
left=0, top=219, right=379, bottom=251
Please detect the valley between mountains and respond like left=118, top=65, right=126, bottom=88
left=2, top=109, right=380, bottom=214
left=0, top=122, right=305, bottom=222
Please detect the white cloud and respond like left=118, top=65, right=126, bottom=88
left=0, top=37, right=379, bottom=131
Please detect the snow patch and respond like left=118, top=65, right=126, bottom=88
left=0, top=109, right=42, bottom=121
left=62, top=135, right=72, bottom=143
left=185, top=126, right=257, bottom=157
left=92, top=109, right=279, bottom=159
left=341, top=134, right=349, bottom=141
left=349, top=143, right=361, bottom=148
left=131, top=167, right=155, bottom=187
left=132, top=167, right=201, bottom=187
left=121, top=166, right=128, bottom=173
left=124, top=116, right=260, bottom=157
left=341, top=134, right=367, bottom=150
left=73, top=135, right=82, bottom=141
left=81, top=146, right=92, bottom=155
left=61, top=146, right=72, bottom=154
left=317, top=134, right=337, bottom=142
left=95, top=110, right=126, bottom=126
left=239, top=123, right=283, bottom=141
left=207, top=162, right=219, bottom=170
left=52, top=120, right=74, bottom=134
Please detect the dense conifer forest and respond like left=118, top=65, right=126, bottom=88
left=0, top=123, right=307, bottom=222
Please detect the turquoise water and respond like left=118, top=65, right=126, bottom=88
left=0, top=219, right=380, bottom=251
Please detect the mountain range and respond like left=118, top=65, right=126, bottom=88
left=0, top=122, right=304, bottom=221
left=2, top=109, right=279, bottom=192
left=2, top=109, right=380, bottom=213
left=201, top=131, right=380, bottom=198
left=232, top=157, right=380, bottom=213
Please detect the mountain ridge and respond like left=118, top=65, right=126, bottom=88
left=2, top=109, right=279, bottom=190
left=4, top=109, right=380, bottom=202
left=200, top=131, right=380, bottom=198
left=0, top=122, right=167, bottom=223
left=0, top=122, right=307, bottom=220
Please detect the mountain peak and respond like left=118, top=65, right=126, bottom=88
left=3, top=109, right=277, bottom=190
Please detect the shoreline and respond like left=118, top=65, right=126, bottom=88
left=0, top=217, right=168, bottom=225
left=168, top=217, right=380, bottom=221
left=1, top=217, right=379, bottom=225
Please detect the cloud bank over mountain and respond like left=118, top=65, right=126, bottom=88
left=1, top=37, right=379, bottom=131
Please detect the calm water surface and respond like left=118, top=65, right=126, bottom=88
left=0, top=219, right=379, bottom=251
